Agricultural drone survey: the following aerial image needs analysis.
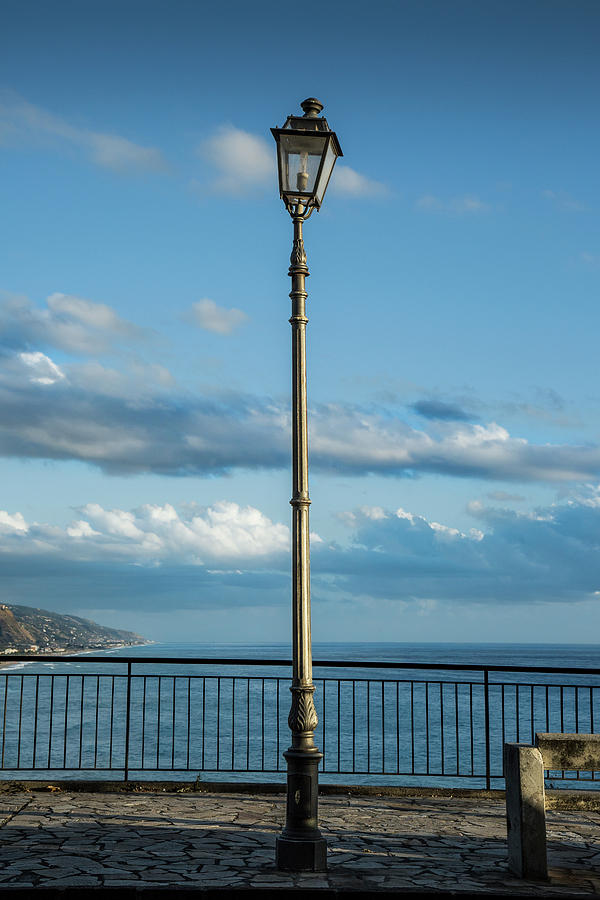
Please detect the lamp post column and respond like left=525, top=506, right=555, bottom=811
left=276, top=203, right=327, bottom=872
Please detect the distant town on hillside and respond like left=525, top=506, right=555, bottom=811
left=0, top=604, right=146, bottom=655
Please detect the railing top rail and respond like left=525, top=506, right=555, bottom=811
left=2, top=655, right=600, bottom=676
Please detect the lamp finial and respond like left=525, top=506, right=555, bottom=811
left=301, top=98, right=324, bottom=118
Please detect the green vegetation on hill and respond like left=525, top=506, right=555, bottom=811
left=0, top=604, right=145, bottom=654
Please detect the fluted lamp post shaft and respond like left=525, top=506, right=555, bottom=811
left=271, top=99, right=342, bottom=873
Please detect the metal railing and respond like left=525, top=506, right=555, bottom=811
left=1, top=656, right=600, bottom=788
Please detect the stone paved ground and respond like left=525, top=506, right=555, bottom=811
left=0, top=789, right=599, bottom=895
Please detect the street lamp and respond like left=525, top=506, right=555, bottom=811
left=272, top=98, right=342, bottom=872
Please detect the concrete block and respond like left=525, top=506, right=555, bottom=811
left=504, top=743, right=548, bottom=880
left=535, top=733, right=600, bottom=771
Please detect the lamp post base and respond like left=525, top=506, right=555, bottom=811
left=276, top=745, right=327, bottom=872
left=276, top=834, right=327, bottom=872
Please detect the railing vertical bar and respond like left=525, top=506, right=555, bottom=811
left=367, top=681, right=371, bottom=773
left=94, top=675, right=100, bottom=770
left=560, top=685, right=564, bottom=732
left=16, top=676, right=25, bottom=768
left=47, top=674, right=55, bottom=768
left=141, top=676, right=147, bottom=769
left=245, top=679, right=249, bottom=771
left=530, top=684, right=535, bottom=744
left=337, top=680, right=341, bottom=774
left=32, top=675, right=40, bottom=769
left=410, top=681, right=415, bottom=774
left=217, top=677, right=221, bottom=771
left=63, top=676, right=70, bottom=770
left=455, top=682, right=459, bottom=776
left=156, top=676, right=162, bottom=769
left=276, top=679, right=280, bottom=770
left=501, top=684, right=506, bottom=764
left=231, top=677, right=236, bottom=771
left=171, top=677, right=176, bottom=770
left=591, top=686, right=594, bottom=734
left=32, top=675, right=40, bottom=768
left=352, top=680, right=356, bottom=774
left=545, top=685, right=549, bottom=732
left=78, top=675, right=84, bottom=770
left=260, top=678, right=264, bottom=772
left=484, top=669, right=490, bottom=790
left=31, top=675, right=39, bottom=768
left=575, top=685, right=581, bottom=781
left=425, top=682, right=430, bottom=775
left=109, top=676, right=115, bottom=769
left=322, top=680, right=327, bottom=768
left=1, top=675, right=8, bottom=767
left=124, top=663, right=132, bottom=781
left=381, top=681, right=385, bottom=774
left=516, top=685, right=520, bottom=742
left=186, top=676, right=191, bottom=771
left=396, top=681, right=400, bottom=775
left=469, top=682, right=474, bottom=776
left=201, top=677, right=206, bottom=772
left=440, top=682, right=445, bottom=776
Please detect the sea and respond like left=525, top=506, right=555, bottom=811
left=97, top=641, right=600, bottom=668
left=2, top=642, right=600, bottom=788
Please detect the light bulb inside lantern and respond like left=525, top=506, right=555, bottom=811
left=296, top=152, right=309, bottom=192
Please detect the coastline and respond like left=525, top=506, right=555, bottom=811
left=0, top=639, right=155, bottom=671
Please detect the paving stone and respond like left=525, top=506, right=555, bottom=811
left=119, top=872, right=175, bottom=881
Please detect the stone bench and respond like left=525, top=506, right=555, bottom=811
left=504, top=732, right=600, bottom=880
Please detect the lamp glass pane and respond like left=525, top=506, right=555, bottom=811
left=278, top=133, right=327, bottom=196
left=314, top=139, right=339, bottom=206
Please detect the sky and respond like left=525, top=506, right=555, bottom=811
left=1, top=0, right=600, bottom=644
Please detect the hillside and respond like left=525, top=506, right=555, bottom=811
left=0, top=604, right=146, bottom=654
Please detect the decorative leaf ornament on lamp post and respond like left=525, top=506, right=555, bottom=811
left=271, top=99, right=342, bottom=872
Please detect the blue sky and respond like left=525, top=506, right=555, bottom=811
left=1, top=0, right=600, bottom=643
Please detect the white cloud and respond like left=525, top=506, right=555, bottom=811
left=4, top=492, right=600, bottom=613
left=185, top=298, right=248, bottom=335
left=330, top=165, right=387, bottom=198
left=72, top=360, right=175, bottom=399
left=0, top=501, right=291, bottom=566
left=486, top=490, right=526, bottom=503
left=19, top=351, right=65, bottom=385
left=416, top=194, right=489, bottom=214
left=567, top=484, right=600, bottom=508
left=0, top=510, right=28, bottom=533
left=81, top=503, right=146, bottom=540
left=199, top=125, right=274, bottom=193
left=66, top=520, right=100, bottom=538
left=47, top=293, right=131, bottom=333
left=3, top=344, right=600, bottom=482
left=0, top=291, right=144, bottom=355
left=309, top=407, right=600, bottom=482
left=87, top=133, right=166, bottom=173
left=1, top=297, right=600, bottom=485
left=429, top=520, right=461, bottom=537
left=0, top=92, right=167, bottom=173
left=320, top=495, right=600, bottom=606
left=361, top=505, right=388, bottom=520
